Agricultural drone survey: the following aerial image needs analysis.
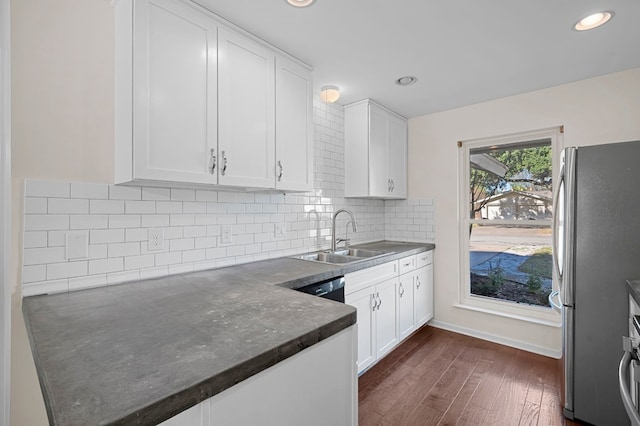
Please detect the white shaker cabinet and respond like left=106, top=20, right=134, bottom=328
left=115, top=0, right=218, bottom=185
left=344, top=99, right=408, bottom=199
left=415, top=251, right=434, bottom=326
left=398, top=271, right=416, bottom=341
left=275, top=56, right=313, bottom=192
left=115, top=0, right=313, bottom=192
left=218, top=28, right=275, bottom=189
left=345, top=261, right=399, bottom=374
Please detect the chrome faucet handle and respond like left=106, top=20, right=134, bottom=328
left=335, top=238, right=351, bottom=249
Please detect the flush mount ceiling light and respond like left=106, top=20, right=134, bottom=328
left=286, top=0, right=315, bottom=7
left=395, top=75, right=417, bottom=86
left=320, top=85, right=340, bottom=103
left=574, top=11, right=613, bottom=31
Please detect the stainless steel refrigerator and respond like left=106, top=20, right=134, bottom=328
left=554, top=140, right=640, bottom=425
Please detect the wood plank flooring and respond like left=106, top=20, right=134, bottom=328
left=358, top=326, right=582, bottom=426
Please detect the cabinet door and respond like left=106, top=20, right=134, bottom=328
left=218, top=28, right=275, bottom=188
left=159, top=400, right=209, bottom=425
left=375, top=277, right=399, bottom=358
left=415, top=264, right=434, bottom=326
left=345, top=287, right=376, bottom=374
left=398, top=273, right=415, bottom=341
left=388, top=114, right=407, bottom=198
left=133, top=0, right=217, bottom=184
left=275, top=57, right=313, bottom=192
left=368, top=103, right=390, bottom=197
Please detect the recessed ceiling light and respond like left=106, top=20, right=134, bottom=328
left=286, top=0, right=315, bottom=7
left=395, top=76, right=417, bottom=86
left=574, top=11, right=613, bottom=31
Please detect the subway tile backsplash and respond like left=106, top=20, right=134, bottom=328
left=21, top=98, right=435, bottom=296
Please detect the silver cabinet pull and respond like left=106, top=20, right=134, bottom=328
left=221, top=151, right=228, bottom=175
left=371, top=293, right=377, bottom=311
left=388, top=178, right=391, bottom=192
left=277, top=160, right=283, bottom=182
left=390, top=179, right=395, bottom=192
left=376, top=292, right=382, bottom=310
left=209, top=149, right=216, bottom=174
left=399, top=283, right=404, bottom=297
left=416, top=277, right=421, bottom=289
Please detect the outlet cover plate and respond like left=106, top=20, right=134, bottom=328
left=148, top=228, right=165, bottom=251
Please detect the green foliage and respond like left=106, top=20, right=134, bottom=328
left=469, top=145, right=552, bottom=220
left=526, top=272, right=543, bottom=293
left=518, top=247, right=552, bottom=279
left=488, top=261, right=505, bottom=288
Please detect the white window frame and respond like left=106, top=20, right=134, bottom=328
left=457, top=127, right=563, bottom=326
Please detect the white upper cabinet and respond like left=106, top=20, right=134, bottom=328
left=115, top=0, right=218, bottom=185
left=218, top=28, right=275, bottom=189
left=275, top=56, right=313, bottom=192
left=115, top=0, right=313, bottom=191
left=344, top=99, right=408, bottom=199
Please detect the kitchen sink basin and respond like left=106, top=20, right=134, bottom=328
left=332, top=248, right=386, bottom=258
left=293, top=252, right=361, bottom=264
left=291, top=248, right=391, bottom=265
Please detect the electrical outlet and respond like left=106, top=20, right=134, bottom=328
left=275, top=223, right=286, bottom=238
left=148, top=228, right=164, bottom=251
left=221, top=225, right=233, bottom=244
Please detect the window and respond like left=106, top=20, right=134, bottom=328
left=458, top=128, right=562, bottom=324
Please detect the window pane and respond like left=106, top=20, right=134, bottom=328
left=469, top=143, right=552, bottom=221
left=469, top=224, right=552, bottom=307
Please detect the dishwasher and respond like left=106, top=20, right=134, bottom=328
left=294, top=276, right=345, bottom=303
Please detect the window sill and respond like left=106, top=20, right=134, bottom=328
left=454, top=299, right=561, bottom=328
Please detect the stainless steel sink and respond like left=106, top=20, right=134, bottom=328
left=291, top=248, right=391, bottom=265
left=332, top=248, right=386, bottom=258
left=294, top=252, right=362, bottom=264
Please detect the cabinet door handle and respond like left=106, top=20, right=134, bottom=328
left=277, top=160, right=283, bottom=182
left=209, top=149, right=216, bottom=174
left=376, top=292, right=382, bottom=310
left=399, top=283, right=404, bottom=297
left=371, top=293, right=377, bottom=311
left=416, top=277, right=421, bottom=289
left=221, top=151, right=228, bottom=175
left=388, top=178, right=391, bottom=192
left=391, top=179, right=395, bottom=192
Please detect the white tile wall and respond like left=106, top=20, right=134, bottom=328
left=21, top=97, right=435, bottom=296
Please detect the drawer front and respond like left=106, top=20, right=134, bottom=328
left=416, top=250, right=433, bottom=268
left=345, top=261, right=398, bottom=295
left=398, top=255, right=416, bottom=275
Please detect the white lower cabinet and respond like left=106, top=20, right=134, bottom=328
left=415, top=263, right=434, bottom=326
left=346, top=276, right=399, bottom=374
left=347, top=250, right=434, bottom=375
left=160, top=326, right=357, bottom=426
left=398, top=272, right=416, bottom=340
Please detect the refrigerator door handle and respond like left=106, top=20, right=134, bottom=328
left=619, top=350, right=640, bottom=425
left=549, top=290, right=562, bottom=312
left=560, top=147, right=577, bottom=307
left=553, top=161, right=565, bottom=283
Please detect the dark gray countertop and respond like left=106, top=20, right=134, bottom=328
left=23, top=240, right=434, bottom=425
left=627, top=279, right=640, bottom=308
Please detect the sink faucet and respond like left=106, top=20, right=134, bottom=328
left=331, top=209, right=358, bottom=251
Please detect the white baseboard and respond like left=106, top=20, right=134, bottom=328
left=429, top=320, right=562, bottom=359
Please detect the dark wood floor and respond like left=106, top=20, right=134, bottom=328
left=358, top=326, right=581, bottom=426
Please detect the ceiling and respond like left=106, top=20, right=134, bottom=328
left=193, top=0, right=640, bottom=119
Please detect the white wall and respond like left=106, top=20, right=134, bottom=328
left=1, top=0, right=11, bottom=422
left=409, top=67, right=640, bottom=355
